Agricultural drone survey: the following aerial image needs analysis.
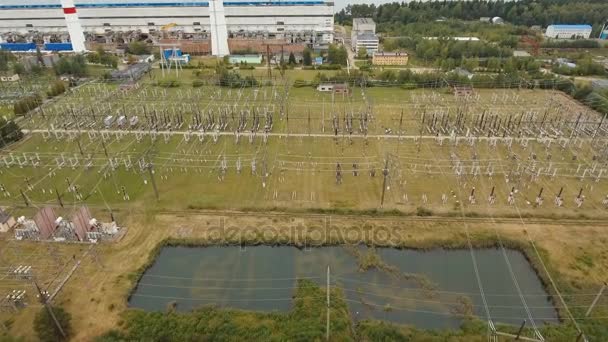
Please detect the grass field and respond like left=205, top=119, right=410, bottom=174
left=3, top=72, right=607, bottom=219
left=0, top=69, right=607, bottom=341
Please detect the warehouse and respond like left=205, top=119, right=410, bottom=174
left=545, top=24, right=592, bottom=39
left=0, top=0, right=334, bottom=46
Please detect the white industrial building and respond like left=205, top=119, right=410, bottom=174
left=351, top=17, right=378, bottom=55
left=545, top=25, right=592, bottom=39
left=0, top=0, right=334, bottom=55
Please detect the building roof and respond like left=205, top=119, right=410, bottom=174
left=548, top=25, right=592, bottom=29
left=374, top=52, right=408, bottom=57
left=353, top=18, right=375, bottom=25
left=356, top=33, right=378, bottom=41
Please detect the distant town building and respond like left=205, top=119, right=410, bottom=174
left=317, top=83, right=350, bottom=95
left=545, top=25, right=592, bottom=39
left=352, top=18, right=378, bottom=54
left=372, top=52, right=408, bottom=66
left=228, top=54, right=263, bottom=64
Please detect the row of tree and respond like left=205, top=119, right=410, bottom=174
left=336, top=0, right=608, bottom=35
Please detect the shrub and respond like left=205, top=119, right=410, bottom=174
left=33, top=306, right=72, bottom=342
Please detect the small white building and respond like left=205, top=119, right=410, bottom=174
left=0, top=74, right=20, bottom=82
left=545, top=25, right=592, bottom=39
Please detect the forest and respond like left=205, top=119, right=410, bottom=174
left=336, top=0, right=608, bottom=36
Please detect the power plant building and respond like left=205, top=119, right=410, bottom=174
left=0, top=0, right=334, bottom=49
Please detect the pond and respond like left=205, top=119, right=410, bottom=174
left=128, top=246, right=558, bottom=329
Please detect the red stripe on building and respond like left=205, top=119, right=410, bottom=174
left=63, top=7, right=77, bottom=14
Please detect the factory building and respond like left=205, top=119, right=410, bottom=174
left=351, top=18, right=378, bottom=55
left=545, top=24, right=592, bottom=39
left=0, top=0, right=334, bottom=51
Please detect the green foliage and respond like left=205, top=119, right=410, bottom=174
left=238, top=62, right=255, bottom=70
left=357, top=46, right=368, bottom=59
left=46, top=80, right=66, bottom=98
left=327, top=44, right=348, bottom=66
left=0, top=117, right=23, bottom=147
left=0, top=50, right=14, bottom=72
left=416, top=207, right=433, bottom=216
left=288, top=52, right=296, bottom=65
left=192, top=79, right=205, bottom=88
left=54, top=55, right=88, bottom=77
left=303, top=47, right=313, bottom=66
left=87, top=47, right=119, bottom=68
left=541, top=39, right=600, bottom=49
left=154, top=78, right=181, bottom=88
left=552, top=57, right=607, bottom=76
left=126, top=41, right=150, bottom=55
left=11, top=62, right=25, bottom=75
left=96, top=280, right=352, bottom=341
left=33, top=306, right=72, bottom=342
left=337, top=1, right=608, bottom=33
left=415, top=39, right=512, bottom=61
left=13, top=94, right=42, bottom=115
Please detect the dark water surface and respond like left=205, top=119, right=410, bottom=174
left=128, top=246, right=558, bottom=329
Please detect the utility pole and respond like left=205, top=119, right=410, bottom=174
left=326, top=265, right=330, bottom=341
left=77, top=138, right=84, bottom=156
left=585, top=282, right=607, bottom=317
left=101, top=139, right=108, bottom=158
left=20, top=189, right=29, bottom=207
left=380, top=155, right=390, bottom=207
left=147, top=163, right=159, bottom=201
left=33, top=279, right=66, bottom=339
left=54, top=187, right=63, bottom=208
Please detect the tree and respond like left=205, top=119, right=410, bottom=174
left=34, top=306, right=72, bottom=342
left=127, top=41, right=150, bottom=55
left=288, top=52, right=296, bottom=65
left=357, top=46, right=368, bottom=59
left=54, top=55, right=88, bottom=77
left=12, top=62, right=25, bottom=75
left=303, top=48, right=312, bottom=66
left=0, top=50, right=13, bottom=72
left=0, top=117, right=23, bottom=147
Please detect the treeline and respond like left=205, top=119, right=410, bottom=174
left=552, top=58, right=607, bottom=76
left=541, top=40, right=600, bottom=49
left=382, top=21, right=526, bottom=50
left=415, top=39, right=512, bottom=61
left=336, top=0, right=608, bottom=34
left=437, top=57, right=541, bottom=73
